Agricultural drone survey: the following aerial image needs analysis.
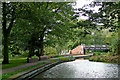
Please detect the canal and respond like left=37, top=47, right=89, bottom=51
left=34, top=59, right=118, bottom=78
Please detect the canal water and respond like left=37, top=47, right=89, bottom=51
left=34, top=59, right=118, bottom=78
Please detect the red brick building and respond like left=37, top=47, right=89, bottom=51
left=70, top=44, right=85, bottom=55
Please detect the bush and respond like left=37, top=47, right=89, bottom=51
left=85, top=49, right=89, bottom=53
left=113, top=59, right=118, bottom=63
left=93, top=52, right=101, bottom=56
left=20, top=50, right=29, bottom=57
left=44, top=46, right=58, bottom=56
left=93, top=53, right=96, bottom=56
left=106, top=51, right=111, bottom=55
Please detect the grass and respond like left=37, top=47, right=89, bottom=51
left=2, top=62, right=46, bottom=79
left=2, top=57, right=27, bottom=69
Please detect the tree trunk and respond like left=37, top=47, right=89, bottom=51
left=39, top=25, right=45, bottom=55
left=37, top=49, right=41, bottom=60
left=37, top=40, right=43, bottom=61
left=2, top=2, right=16, bottom=64
left=28, top=47, right=32, bottom=57
left=40, top=40, right=44, bottom=56
left=27, top=47, right=34, bottom=63
left=27, top=39, right=34, bottom=63
left=2, top=3, right=9, bottom=64
left=2, top=34, right=9, bottom=64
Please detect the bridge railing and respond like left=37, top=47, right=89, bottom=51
left=84, top=45, right=109, bottom=50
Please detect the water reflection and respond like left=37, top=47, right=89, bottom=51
left=35, top=60, right=118, bottom=78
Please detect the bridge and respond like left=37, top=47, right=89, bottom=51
left=83, top=45, right=109, bottom=55
left=84, top=45, right=109, bottom=50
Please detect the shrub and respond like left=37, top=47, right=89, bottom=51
left=20, top=50, right=29, bottom=57
left=44, top=46, right=58, bottom=56
left=106, top=51, right=111, bottom=55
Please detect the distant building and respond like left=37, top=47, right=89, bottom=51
left=70, top=44, right=85, bottom=55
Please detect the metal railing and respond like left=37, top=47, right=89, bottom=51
left=84, top=45, right=109, bottom=50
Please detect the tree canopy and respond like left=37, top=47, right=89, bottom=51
left=1, top=1, right=119, bottom=64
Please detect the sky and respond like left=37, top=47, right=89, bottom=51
left=73, top=0, right=101, bottom=19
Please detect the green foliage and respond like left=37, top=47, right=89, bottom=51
left=107, top=31, right=118, bottom=55
left=93, top=52, right=101, bottom=56
left=89, top=53, right=118, bottom=64
left=9, top=2, right=75, bottom=58
left=78, top=2, right=119, bottom=55
left=106, top=51, right=111, bottom=55
left=80, top=2, right=120, bottom=30
left=44, top=46, right=58, bottom=56
left=20, top=50, right=29, bottom=57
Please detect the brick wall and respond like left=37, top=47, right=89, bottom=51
left=70, top=45, right=85, bottom=55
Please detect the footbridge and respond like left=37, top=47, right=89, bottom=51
left=84, top=45, right=109, bottom=50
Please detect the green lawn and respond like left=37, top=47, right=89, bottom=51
left=2, top=57, right=27, bottom=69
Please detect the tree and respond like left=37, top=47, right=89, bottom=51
left=78, top=2, right=119, bottom=30
left=77, top=2, right=120, bottom=54
left=9, top=2, right=75, bottom=61
left=2, top=3, right=17, bottom=64
left=2, top=2, right=33, bottom=64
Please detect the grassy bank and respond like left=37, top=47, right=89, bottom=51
left=88, top=52, right=119, bottom=64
